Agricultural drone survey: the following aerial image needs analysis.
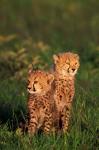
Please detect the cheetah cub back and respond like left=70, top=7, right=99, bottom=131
left=27, top=69, right=54, bottom=135
left=53, top=52, right=80, bottom=133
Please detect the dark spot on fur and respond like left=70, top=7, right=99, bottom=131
left=60, top=95, right=62, bottom=100
left=69, top=95, right=71, bottom=98
left=43, top=106, right=46, bottom=109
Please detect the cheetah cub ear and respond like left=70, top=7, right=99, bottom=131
left=28, top=67, right=33, bottom=75
left=28, top=64, right=37, bottom=75
left=53, top=54, right=59, bottom=64
left=28, top=66, right=33, bottom=75
left=74, top=54, right=79, bottom=60
left=47, top=74, right=54, bottom=84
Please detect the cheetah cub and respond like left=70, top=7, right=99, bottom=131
left=27, top=69, right=54, bottom=135
left=53, top=52, right=80, bottom=133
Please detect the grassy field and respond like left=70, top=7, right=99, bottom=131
left=0, top=0, right=99, bottom=149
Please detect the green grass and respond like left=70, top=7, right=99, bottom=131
left=0, top=0, right=99, bottom=149
left=0, top=53, right=98, bottom=149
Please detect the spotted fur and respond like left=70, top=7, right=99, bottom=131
left=27, top=69, right=55, bottom=135
left=53, top=52, right=80, bottom=133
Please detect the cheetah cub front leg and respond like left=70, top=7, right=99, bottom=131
left=61, top=106, right=71, bottom=133
left=28, top=110, right=38, bottom=135
left=43, top=110, right=53, bottom=134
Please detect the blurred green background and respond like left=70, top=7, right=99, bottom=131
left=0, top=0, right=99, bottom=79
left=0, top=0, right=99, bottom=149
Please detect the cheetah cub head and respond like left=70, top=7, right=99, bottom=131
left=27, top=69, right=54, bottom=95
left=53, top=52, right=80, bottom=77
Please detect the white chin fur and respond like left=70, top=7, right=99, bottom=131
left=27, top=89, right=36, bottom=94
left=70, top=71, right=77, bottom=76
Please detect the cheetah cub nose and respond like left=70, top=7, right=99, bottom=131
left=28, top=87, right=31, bottom=90
left=72, top=68, right=75, bottom=72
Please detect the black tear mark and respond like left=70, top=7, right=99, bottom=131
left=43, top=106, right=46, bottom=109
left=69, top=95, right=72, bottom=99
left=60, top=95, right=62, bottom=100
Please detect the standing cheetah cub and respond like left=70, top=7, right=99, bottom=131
left=53, top=52, right=80, bottom=133
left=27, top=69, right=55, bottom=135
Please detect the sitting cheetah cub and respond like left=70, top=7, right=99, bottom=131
left=53, top=52, right=80, bottom=133
left=27, top=69, right=55, bottom=135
